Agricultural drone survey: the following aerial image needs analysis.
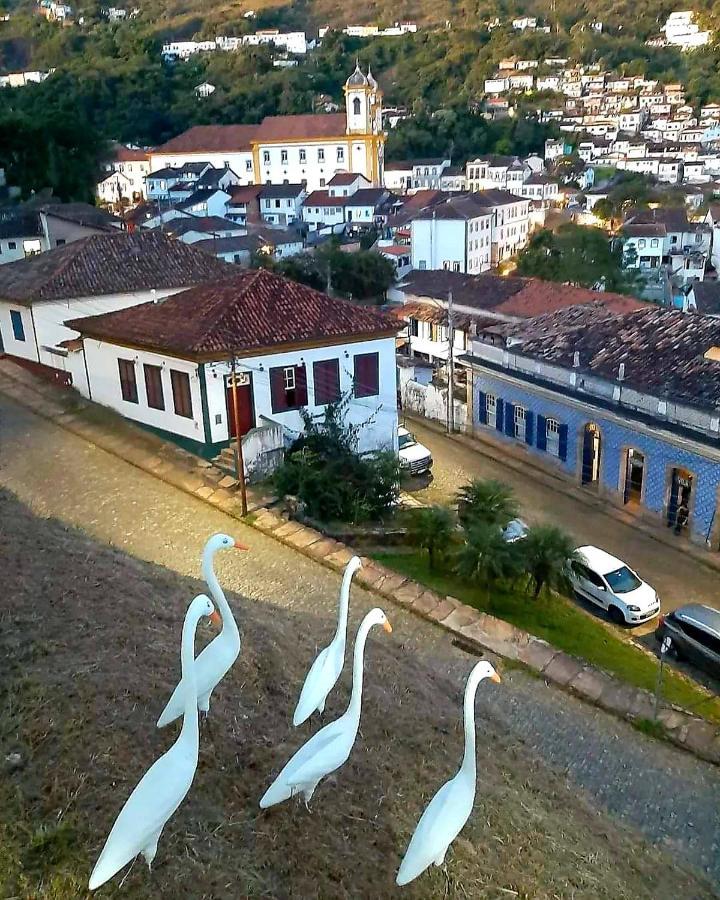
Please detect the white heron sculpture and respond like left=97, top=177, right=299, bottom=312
left=89, top=594, right=215, bottom=891
left=293, top=555, right=362, bottom=726
left=260, top=607, right=392, bottom=810
left=396, top=661, right=501, bottom=886
left=157, top=533, right=246, bottom=727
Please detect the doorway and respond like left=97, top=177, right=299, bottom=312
left=226, top=371, right=255, bottom=438
left=623, top=449, right=645, bottom=505
left=581, top=423, right=602, bottom=487
left=667, top=467, right=693, bottom=531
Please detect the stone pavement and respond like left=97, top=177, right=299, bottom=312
left=0, top=358, right=717, bottom=766
left=2, top=385, right=720, bottom=883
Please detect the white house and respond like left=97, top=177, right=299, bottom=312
left=302, top=174, right=392, bottom=231
left=409, top=195, right=493, bottom=275
left=383, top=159, right=450, bottom=192
left=259, top=183, right=307, bottom=226
left=96, top=144, right=151, bottom=207
left=65, top=269, right=400, bottom=470
left=0, top=232, right=232, bottom=389
left=622, top=224, right=665, bottom=271
left=663, top=11, right=710, bottom=49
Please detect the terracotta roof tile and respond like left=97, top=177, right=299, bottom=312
left=0, top=232, right=234, bottom=304
left=496, top=282, right=645, bottom=318
left=113, top=145, right=150, bottom=162
left=67, top=269, right=398, bottom=357
left=154, top=125, right=259, bottom=154
left=253, top=114, right=346, bottom=142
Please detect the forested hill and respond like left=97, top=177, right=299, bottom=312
left=1, top=0, right=719, bottom=201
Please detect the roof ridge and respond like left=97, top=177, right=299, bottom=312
left=192, top=268, right=265, bottom=353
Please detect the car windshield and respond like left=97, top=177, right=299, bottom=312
left=603, top=566, right=642, bottom=594
left=398, top=432, right=416, bottom=450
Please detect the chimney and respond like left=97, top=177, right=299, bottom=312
left=618, top=362, right=625, bottom=381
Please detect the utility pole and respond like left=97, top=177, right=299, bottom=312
left=230, top=356, right=248, bottom=516
left=446, top=289, right=455, bottom=434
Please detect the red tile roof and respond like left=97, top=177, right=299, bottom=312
left=153, top=125, right=259, bottom=154
left=113, top=145, right=150, bottom=163
left=67, top=269, right=398, bottom=358
left=0, top=232, right=234, bottom=304
left=227, top=184, right=263, bottom=204
left=253, top=113, right=346, bottom=142
left=497, top=282, right=645, bottom=318
left=328, top=172, right=367, bottom=186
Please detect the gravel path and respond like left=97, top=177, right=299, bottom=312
left=2, top=393, right=719, bottom=888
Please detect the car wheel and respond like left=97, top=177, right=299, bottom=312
left=608, top=606, right=625, bottom=625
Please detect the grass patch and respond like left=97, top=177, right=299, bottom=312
left=632, top=717, right=668, bottom=741
left=373, top=550, right=720, bottom=724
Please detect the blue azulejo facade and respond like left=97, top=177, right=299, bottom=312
left=472, top=369, right=720, bottom=548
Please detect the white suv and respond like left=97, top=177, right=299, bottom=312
left=568, top=546, right=660, bottom=625
left=398, top=426, right=433, bottom=476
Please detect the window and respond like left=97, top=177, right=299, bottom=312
left=118, top=359, right=138, bottom=403
left=313, top=358, right=341, bottom=405
left=263, top=150, right=270, bottom=164
left=410, top=318, right=419, bottom=337
left=8, top=241, right=16, bottom=250
left=56, top=239, right=66, bottom=247
left=514, top=406, right=526, bottom=441
left=318, top=148, right=325, bottom=162
left=246, top=159, right=253, bottom=171
left=353, top=97, right=361, bottom=115
left=281, top=149, right=288, bottom=164
left=299, top=148, right=306, bottom=163
left=546, top=418, right=560, bottom=455
left=9, top=309, right=24, bottom=342
left=353, top=352, right=379, bottom=398
left=486, top=393, right=497, bottom=428
left=453, top=262, right=461, bottom=272
left=319, top=178, right=326, bottom=187
left=170, top=370, right=193, bottom=418
left=143, top=364, right=164, bottom=410
left=638, top=239, right=646, bottom=249
left=651, top=238, right=659, bottom=248
left=275, top=199, right=281, bottom=209
left=270, top=364, right=307, bottom=412
left=418, top=260, right=427, bottom=270
left=677, top=619, right=720, bottom=655
left=337, top=147, right=345, bottom=162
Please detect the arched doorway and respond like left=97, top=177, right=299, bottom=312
left=581, top=423, right=602, bottom=487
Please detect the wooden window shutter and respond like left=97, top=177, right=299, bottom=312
left=295, top=364, right=308, bottom=406
left=270, top=366, right=287, bottom=413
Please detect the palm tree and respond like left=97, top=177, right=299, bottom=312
left=455, top=478, right=519, bottom=530
left=454, top=521, right=524, bottom=595
left=521, top=525, right=579, bottom=600
left=407, top=505, right=455, bottom=571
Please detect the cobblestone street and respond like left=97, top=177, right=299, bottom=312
left=2, top=393, right=720, bottom=887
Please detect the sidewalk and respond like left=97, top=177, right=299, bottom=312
left=1, top=358, right=718, bottom=765
left=407, top=413, right=720, bottom=578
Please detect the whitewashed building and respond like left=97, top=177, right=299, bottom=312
left=65, top=269, right=400, bottom=467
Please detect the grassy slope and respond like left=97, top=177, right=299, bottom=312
left=0, top=487, right=717, bottom=899
left=374, top=551, right=720, bottom=724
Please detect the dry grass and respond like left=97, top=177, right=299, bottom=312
left=0, top=488, right=716, bottom=899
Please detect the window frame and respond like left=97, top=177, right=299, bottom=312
left=143, top=363, right=165, bottom=411
left=312, top=358, right=341, bottom=406
left=9, top=309, right=25, bottom=342
left=513, top=405, right=526, bottom=441
left=118, top=358, right=138, bottom=404
left=170, top=369, right=193, bottom=419
left=353, top=352, right=380, bottom=398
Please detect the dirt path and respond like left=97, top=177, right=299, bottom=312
left=1, top=394, right=719, bottom=896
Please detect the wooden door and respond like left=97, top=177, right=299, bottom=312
left=226, top=372, right=254, bottom=438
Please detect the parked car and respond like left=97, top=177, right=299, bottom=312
left=398, top=426, right=433, bottom=476
left=655, top=604, right=720, bottom=679
left=568, top=546, right=660, bottom=625
left=502, top=518, right=528, bottom=543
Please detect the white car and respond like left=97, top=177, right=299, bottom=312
left=398, top=426, right=433, bottom=476
left=568, top=545, right=660, bottom=625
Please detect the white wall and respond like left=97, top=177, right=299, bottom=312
left=411, top=219, right=466, bottom=271
left=256, top=140, right=372, bottom=191
left=203, top=336, right=399, bottom=453
left=0, top=302, right=37, bottom=361
left=82, top=339, right=205, bottom=442
left=150, top=152, right=255, bottom=183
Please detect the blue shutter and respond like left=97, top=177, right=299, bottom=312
left=536, top=414, right=547, bottom=451
left=525, top=411, right=535, bottom=445
left=495, top=398, right=504, bottom=432
left=504, top=402, right=515, bottom=437
left=558, top=424, right=569, bottom=461
left=477, top=390, right=487, bottom=425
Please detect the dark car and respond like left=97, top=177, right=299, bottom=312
left=655, top=604, right=720, bottom=679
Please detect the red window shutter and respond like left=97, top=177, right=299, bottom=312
left=295, top=364, right=308, bottom=406
left=313, top=359, right=340, bottom=405
left=354, top=352, right=379, bottom=398
left=270, top=366, right=287, bottom=413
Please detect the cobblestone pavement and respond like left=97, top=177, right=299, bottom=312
left=2, top=394, right=720, bottom=887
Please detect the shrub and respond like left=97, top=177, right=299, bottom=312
left=406, top=505, right=455, bottom=571
left=455, top=478, right=519, bottom=530
left=520, top=524, right=578, bottom=599
left=454, top=521, right=524, bottom=592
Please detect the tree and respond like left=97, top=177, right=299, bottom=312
left=520, top=524, right=578, bottom=600
left=407, top=505, right=455, bottom=571
left=454, top=521, right=524, bottom=594
left=515, top=223, right=639, bottom=293
left=455, top=478, right=518, bottom=530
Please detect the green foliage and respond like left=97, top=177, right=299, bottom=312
left=516, top=223, right=639, bottom=293
left=454, top=520, right=524, bottom=589
left=406, top=505, right=455, bottom=570
left=273, top=394, right=400, bottom=523
left=455, top=478, right=519, bottom=530
left=522, top=524, right=579, bottom=599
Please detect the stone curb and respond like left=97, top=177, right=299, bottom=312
left=1, top=363, right=718, bottom=767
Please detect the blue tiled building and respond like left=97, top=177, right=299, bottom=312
left=460, top=305, right=720, bottom=549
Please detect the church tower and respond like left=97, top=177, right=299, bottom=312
left=343, top=62, right=385, bottom=184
